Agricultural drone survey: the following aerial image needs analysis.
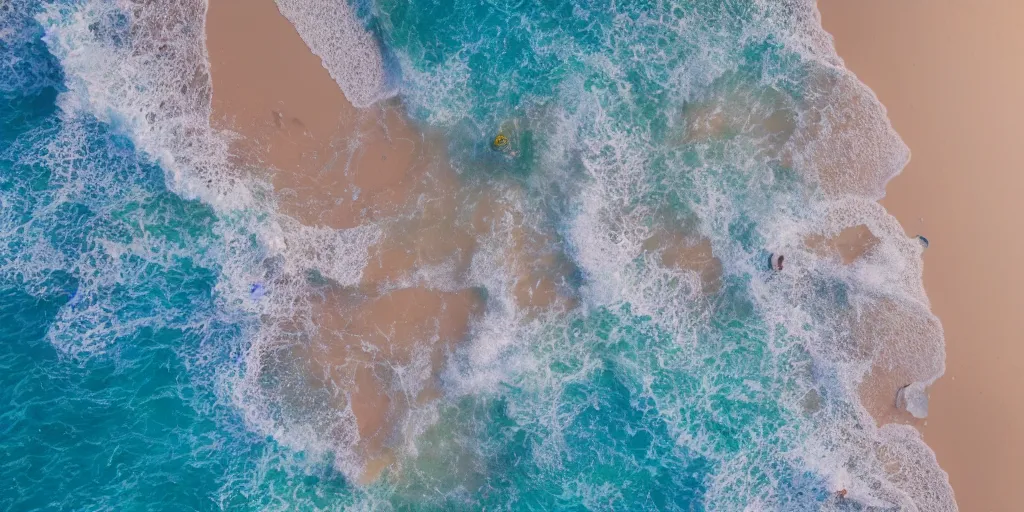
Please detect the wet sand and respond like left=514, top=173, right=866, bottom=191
left=205, top=0, right=429, bottom=230
left=819, top=1, right=1024, bottom=509
left=205, top=0, right=483, bottom=482
left=205, top=0, right=585, bottom=482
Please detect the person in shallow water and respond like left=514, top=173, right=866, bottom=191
left=768, top=253, right=784, bottom=271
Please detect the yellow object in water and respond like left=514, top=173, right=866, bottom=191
left=493, top=134, right=509, bottom=148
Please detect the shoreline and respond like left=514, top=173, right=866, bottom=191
left=819, top=1, right=1024, bottom=510
left=205, top=0, right=429, bottom=231
left=202, top=0, right=988, bottom=501
left=204, top=0, right=576, bottom=483
left=205, top=0, right=476, bottom=482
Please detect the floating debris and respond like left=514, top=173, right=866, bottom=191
left=492, top=133, right=509, bottom=149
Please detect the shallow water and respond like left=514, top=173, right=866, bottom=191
left=1, top=0, right=954, bottom=509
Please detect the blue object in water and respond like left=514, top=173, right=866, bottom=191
left=249, top=283, right=265, bottom=300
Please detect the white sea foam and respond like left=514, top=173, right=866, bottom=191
left=544, top=7, right=954, bottom=505
left=37, top=0, right=256, bottom=210
left=1, top=1, right=62, bottom=94
left=274, top=0, right=392, bottom=108
left=32, top=0, right=389, bottom=480
left=391, top=50, right=473, bottom=126
left=24, top=0, right=958, bottom=506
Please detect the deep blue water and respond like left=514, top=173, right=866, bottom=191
left=0, top=0, right=954, bottom=510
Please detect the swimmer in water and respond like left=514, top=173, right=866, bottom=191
left=768, top=253, right=784, bottom=271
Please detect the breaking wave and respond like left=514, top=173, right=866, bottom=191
left=0, top=0, right=954, bottom=509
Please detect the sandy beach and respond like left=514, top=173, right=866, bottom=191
left=203, top=0, right=1009, bottom=499
left=205, top=0, right=430, bottom=230
left=205, top=0, right=482, bottom=482
left=819, top=1, right=1024, bottom=509
left=204, top=0, right=578, bottom=482
left=4, top=0, right=1003, bottom=505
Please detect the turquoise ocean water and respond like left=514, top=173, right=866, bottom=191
left=1, top=0, right=955, bottom=510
